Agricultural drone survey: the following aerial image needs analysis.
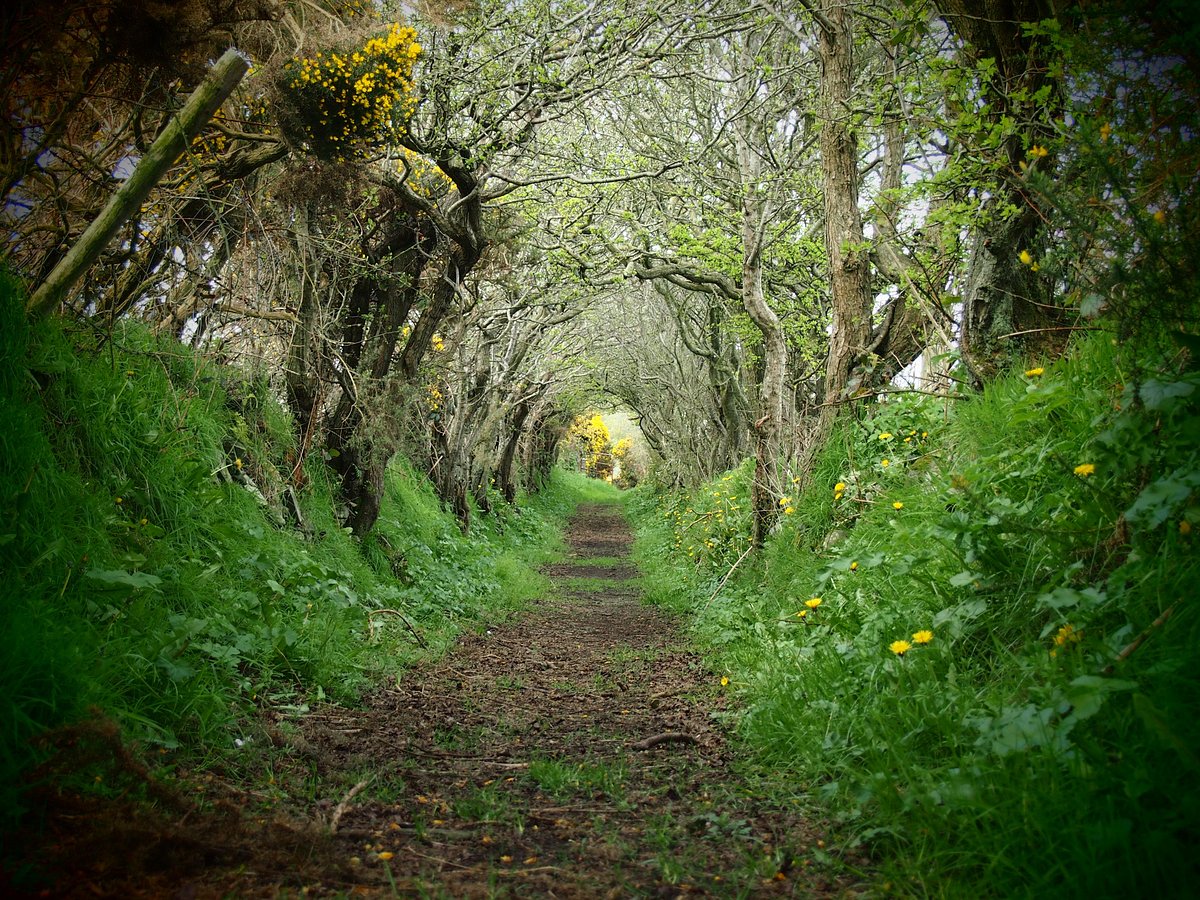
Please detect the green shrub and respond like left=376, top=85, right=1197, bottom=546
left=0, top=273, right=579, bottom=835
left=629, top=335, right=1200, bottom=898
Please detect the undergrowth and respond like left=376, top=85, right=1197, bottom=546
left=0, top=270, right=580, bottom=837
left=628, top=334, right=1200, bottom=898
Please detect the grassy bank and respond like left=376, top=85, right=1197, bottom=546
left=0, top=271, right=586, bottom=838
left=627, top=335, right=1199, bottom=898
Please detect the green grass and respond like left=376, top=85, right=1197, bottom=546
left=627, top=334, right=1200, bottom=899
left=526, top=756, right=627, bottom=801
left=0, top=272, right=592, bottom=844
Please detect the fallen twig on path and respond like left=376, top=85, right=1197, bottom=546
left=406, top=847, right=473, bottom=870
left=328, top=776, right=373, bottom=833
left=630, top=732, right=699, bottom=751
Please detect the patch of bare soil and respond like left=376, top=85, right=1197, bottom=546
left=7, top=503, right=867, bottom=898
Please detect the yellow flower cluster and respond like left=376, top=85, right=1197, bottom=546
left=829, top=429, right=929, bottom=515
left=283, top=23, right=421, bottom=159
left=664, top=474, right=750, bottom=568
left=567, top=413, right=615, bottom=479
left=891, top=630, right=933, bottom=656
left=426, top=384, right=443, bottom=412
left=1049, top=623, right=1081, bottom=658
left=397, top=146, right=452, bottom=200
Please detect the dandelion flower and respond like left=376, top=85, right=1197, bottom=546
left=912, top=630, right=933, bottom=644
left=1054, top=624, right=1080, bottom=646
left=779, top=496, right=792, bottom=507
left=881, top=459, right=890, bottom=467
left=1074, top=463, right=1096, bottom=477
left=796, top=610, right=808, bottom=618
left=1153, top=209, right=1167, bottom=224
left=720, top=676, right=729, bottom=686
left=784, top=506, right=795, bottom=515
left=850, top=561, right=858, bottom=571
left=879, top=432, right=893, bottom=440
left=890, top=640, right=912, bottom=656
left=1024, top=367, right=1044, bottom=377
left=806, top=597, right=822, bottom=609
left=834, top=482, right=846, bottom=493
left=893, top=501, right=904, bottom=510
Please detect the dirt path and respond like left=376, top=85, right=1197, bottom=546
left=16, top=502, right=864, bottom=897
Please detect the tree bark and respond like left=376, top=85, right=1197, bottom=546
left=934, top=0, right=1066, bottom=384
left=815, top=0, right=872, bottom=442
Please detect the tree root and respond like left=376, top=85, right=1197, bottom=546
left=629, top=732, right=698, bottom=751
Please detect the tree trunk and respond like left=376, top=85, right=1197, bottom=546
left=935, top=0, right=1066, bottom=383
left=285, top=203, right=322, bottom=457
left=741, top=212, right=785, bottom=547
left=498, top=398, right=533, bottom=504
left=814, top=0, right=872, bottom=448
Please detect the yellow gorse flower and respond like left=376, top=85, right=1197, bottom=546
left=283, top=23, right=421, bottom=159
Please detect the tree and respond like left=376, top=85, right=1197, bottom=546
left=932, top=0, right=1066, bottom=383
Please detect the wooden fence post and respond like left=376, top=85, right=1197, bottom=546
left=27, top=48, right=251, bottom=319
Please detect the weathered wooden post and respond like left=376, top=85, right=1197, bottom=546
left=27, top=48, right=251, bottom=320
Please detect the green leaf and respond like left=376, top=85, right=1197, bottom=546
left=1126, top=467, right=1200, bottom=529
left=86, top=568, right=163, bottom=592
left=1139, top=377, right=1197, bottom=411
left=1066, top=675, right=1137, bottom=722
left=1036, top=586, right=1105, bottom=612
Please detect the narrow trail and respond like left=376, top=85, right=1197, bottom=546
left=18, top=502, right=865, bottom=897
left=298, top=502, right=862, bottom=897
